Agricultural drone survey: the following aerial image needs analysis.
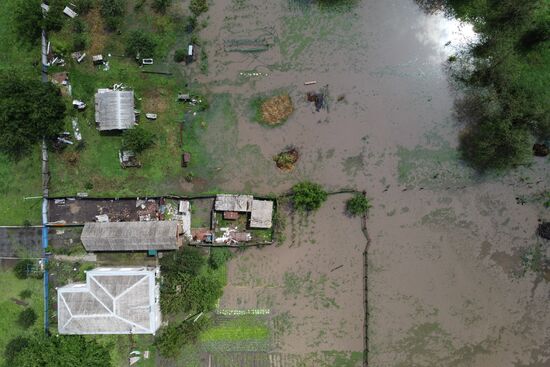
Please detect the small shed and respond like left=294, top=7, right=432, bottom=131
left=250, top=200, right=274, bottom=228
left=81, top=221, right=180, bottom=251
left=95, top=89, right=135, bottom=131
left=215, top=194, right=253, bottom=212
left=223, top=211, right=239, bottom=220
left=92, top=54, right=104, bottom=65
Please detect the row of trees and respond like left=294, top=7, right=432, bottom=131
left=4, top=334, right=111, bottom=366
left=290, top=181, right=372, bottom=216
left=438, top=0, right=549, bottom=170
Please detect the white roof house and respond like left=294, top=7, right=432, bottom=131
left=250, top=200, right=273, bottom=228
left=214, top=194, right=253, bottom=212
left=58, top=267, right=161, bottom=335
left=94, top=89, right=135, bottom=131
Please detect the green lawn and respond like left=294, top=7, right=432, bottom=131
left=0, top=271, right=44, bottom=367
left=200, top=316, right=270, bottom=342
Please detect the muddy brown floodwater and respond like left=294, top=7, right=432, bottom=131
left=182, top=0, right=550, bottom=365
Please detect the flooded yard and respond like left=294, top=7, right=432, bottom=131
left=179, top=0, right=550, bottom=365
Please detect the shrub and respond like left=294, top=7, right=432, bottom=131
left=14, top=259, right=34, bottom=279
left=208, top=248, right=232, bottom=269
left=4, top=336, right=30, bottom=365
left=190, top=0, right=208, bottom=16
left=152, top=0, right=172, bottom=13
left=346, top=193, right=372, bottom=216
left=17, top=308, right=37, bottom=329
left=19, top=289, right=32, bottom=299
left=125, top=31, right=157, bottom=59
left=74, top=0, right=94, bottom=14
left=100, top=0, right=126, bottom=30
left=155, top=318, right=208, bottom=357
left=186, top=16, right=197, bottom=33
left=291, top=181, right=327, bottom=212
left=122, top=127, right=155, bottom=153
left=73, top=34, right=87, bottom=51
left=174, top=49, right=187, bottom=62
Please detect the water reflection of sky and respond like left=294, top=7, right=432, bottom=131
left=415, top=12, right=478, bottom=62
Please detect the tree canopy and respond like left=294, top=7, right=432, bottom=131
left=7, top=334, right=112, bottom=367
left=159, top=247, right=224, bottom=314
left=437, top=0, right=550, bottom=170
left=125, top=31, right=157, bottom=59
left=0, top=74, right=66, bottom=158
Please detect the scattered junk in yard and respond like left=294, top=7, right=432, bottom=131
left=57, top=137, right=73, bottom=145
left=51, top=72, right=69, bottom=85
left=145, top=113, right=157, bottom=120
left=178, top=93, right=191, bottom=102
left=95, top=214, right=109, bottom=223
left=77, top=192, right=88, bottom=198
left=142, top=58, right=154, bottom=65
left=186, top=45, right=195, bottom=64
left=72, top=99, right=86, bottom=111
left=92, top=54, right=104, bottom=65
left=72, top=119, right=82, bottom=141
left=112, top=83, right=127, bottom=91
left=71, top=51, right=86, bottom=63
left=259, top=94, right=294, bottom=125
left=215, top=227, right=251, bottom=244
left=50, top=72, right=71, bottom=96
left=307, top=85, right=329, bottom=112
left=304, top=80, right=317, bottom=85
left=533, top=143, right=549, bottom=157
left=63, top=6, right=78, bottom=18
left=273, top=147, right=299, bottom=171
left=181, top=152, right=191, bottom=167
left=119, top=150, right=142, bottom=168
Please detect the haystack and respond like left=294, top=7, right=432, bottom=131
left=260, top=95, right=293, bottom=125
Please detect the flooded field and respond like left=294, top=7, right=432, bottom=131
left=176, top=0, right=550, bottom=365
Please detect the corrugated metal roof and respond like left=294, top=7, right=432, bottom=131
left=94, top=90, right=135, bottom=131
left=215, top=194, right=253, bottom=212
left=81, top=221, right=179, bottom=251
left=250, top=200, right=273, bottom=228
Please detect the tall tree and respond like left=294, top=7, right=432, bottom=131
left=0, top=74, right=66, bottom=158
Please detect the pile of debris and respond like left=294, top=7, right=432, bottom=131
left=119, top=150, right=141, bottom=168
left=273, top=147, right=299, bottom=171
left=260, top=94, right=293, bottom=125
left=136, top=199, right=160, bottom=221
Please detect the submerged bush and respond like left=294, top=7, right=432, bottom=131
left=346, top=193, right=372, bottom=216
left=291, top=181, right=327, bottom=212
